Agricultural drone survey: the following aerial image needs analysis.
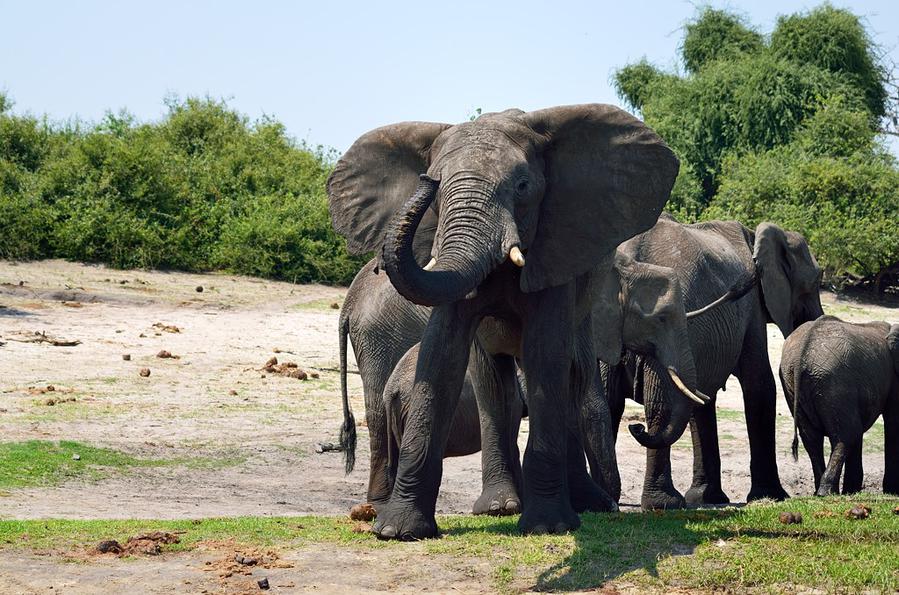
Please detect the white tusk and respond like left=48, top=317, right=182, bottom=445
left=509, top=246, right=525, bottom=267
left=667, top=367, right=709, bottom=406
left=423, top=258, right=437, bottom=271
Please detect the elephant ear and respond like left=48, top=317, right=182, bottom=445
left=887, top=324, right=899, bottom=379
left=328, top=122, right=451, bottom=263
left=753, top=222, right=795, bottom=336
left=590, top=252, right=625, bottom=365
left=520, top=104, right=679, bottom=293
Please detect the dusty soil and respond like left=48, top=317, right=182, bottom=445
left=1, top=259, right=897, bottom=593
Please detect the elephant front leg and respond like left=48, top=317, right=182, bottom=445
left=372, top=304, right=477, bottom=540
left=472, top=353, right=523, bottom=516
left=685, top=397, right=730, bottom=506
left=641, top=446, right=686, bottom=510
left=518, top=284, right=581, bottom=535
left=737, top=337, right=789, bottom=502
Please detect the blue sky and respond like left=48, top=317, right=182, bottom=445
left=2, top=1, right=897, bottom=153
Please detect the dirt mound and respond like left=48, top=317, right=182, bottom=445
left=93, top=531, right=181, bottom=556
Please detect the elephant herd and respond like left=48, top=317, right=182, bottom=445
left=326, top=104, right=899, bottom=541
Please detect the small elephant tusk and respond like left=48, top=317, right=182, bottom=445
left=423, top=258, right=437, bottom=271
left=509, top=246, right=525, bottom=267
left=667, top=367, right=709, bottom=406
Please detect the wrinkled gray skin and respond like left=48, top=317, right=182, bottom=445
left=328, top=105, right=681, bottom=539
left=780, top=316, right=899, bottom=496
left=604, top=216, right=824, bottom=509
left=338, top=258, right=526, bottom=517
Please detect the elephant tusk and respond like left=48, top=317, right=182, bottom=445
left=423, top=258, right=437, bottom=271
left=667, top=367, right=709, bottom=406
left=509, top=246, right=525, bottom=267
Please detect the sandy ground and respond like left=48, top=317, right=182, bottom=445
left=1, top=259, right=897, bottom=593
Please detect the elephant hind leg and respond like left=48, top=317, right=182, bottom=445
left=883, top=392, right=899, bottom=495
left=841, top=438, right=863, bottom=494
left=800, top=426, right=826, bottom=493
left=817, top=438, right=848, bottom=496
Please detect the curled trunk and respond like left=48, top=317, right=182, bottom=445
left=382, top=175, right=492, bottom=307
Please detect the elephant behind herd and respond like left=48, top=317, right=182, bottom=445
left=326, top=104, right=897, bottom=540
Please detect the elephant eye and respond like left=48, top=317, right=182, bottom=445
left=515, top=178, right=529, bottom=195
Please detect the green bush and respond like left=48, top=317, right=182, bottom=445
left=0, top=95, right=363, bottom=284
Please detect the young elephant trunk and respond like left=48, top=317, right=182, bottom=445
left=628, top=341, right=701, bottom=449
left=382, top=175, right=493, bottom=307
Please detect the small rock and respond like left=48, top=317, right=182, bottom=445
left=330, top=302, right=340, bottom=309
left=156, top=350, right=174, bottom=359
left=43, top=398, right=56, bottom=406
left=18, top=280, right=24, bottom=286
left=72, top=453, right=81, bottom=461
left=235, top=554, right=258, bottom=566
left=257, top=577, right=270, bottom=590
left=778, top=511, right=802, bottom=524
left=46, top=385, right=55, bottom=392
left=195, top=286, right=204, bottom=293
left=349, top=503, right=377, bottom=521
left=229, top=389, right=238, bottom=396
left=846, top=504, right=871, bottom=520
left=96, top=540, right=123, bottom=554
left=122, top=354, right=131, bottom=361
left=310, top=372, right=320, bottom=379
left=139, top=368, right=151, bottom=377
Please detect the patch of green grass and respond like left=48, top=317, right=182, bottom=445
left=291, top=298, right=342, bottom=311
left=0, top=496, right=896, bottom=592
left=0, top=441, right=242, bottom=488
left=0, top=441, right=168, bottom=489
left=863, top=420, right=884, bottom=454
left=822, top=302, right=877, bottom=319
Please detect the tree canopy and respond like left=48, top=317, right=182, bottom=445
left=614, top=4, right=898, bottom=291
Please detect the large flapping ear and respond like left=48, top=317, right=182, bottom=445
left=887, top=324, right=899, bottom=379
left=753, top=222, right=794, bottom=336
left=591, top=252, right=625, bottom=365
left=520, top=104, right=679, bottom=293
left=328, top=122, right=451, bottom=263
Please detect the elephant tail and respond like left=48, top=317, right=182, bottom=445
left=790, top=370, right=801, bottom=462
left=686, top=269, right=758, bottom=320
left=338, top=308, right=357, bottom=474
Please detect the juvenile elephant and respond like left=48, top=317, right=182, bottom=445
left=780, top=316, right=899, bottom=495
left=605, top=215, right=824, bottom=509
left=329, top=104, right=681, bottom=538
left=338, top=257, right=525, bottom=517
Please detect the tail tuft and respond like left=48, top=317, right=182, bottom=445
left=791, top=432, right=799, bottom=462
left=340, top=412, right=357, bottom=474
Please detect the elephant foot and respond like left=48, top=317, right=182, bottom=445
left=883, top=478, right=899, bottom=496
left=814, top=484, right=839, bottom=497
left=685, top=484, right=730, bottom=507
left=473, top=483, right=521, bottom=516
left=371, top=500, right=438, bottom=541
left=518, top=494, right=580, bottom=535
left=569, top=466, right=618, bottom=513
left=747, top=483, right=789, bottom=502
left=641, top=487, right=686, bottom=511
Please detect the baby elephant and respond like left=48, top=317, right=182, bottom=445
left=780, top=316, right=899, bottom=495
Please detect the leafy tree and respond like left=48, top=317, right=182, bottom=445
left=681, top=8, right=763, bottom=73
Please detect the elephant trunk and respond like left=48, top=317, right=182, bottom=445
left=383, top=175, right=506, bottom=307
left=628, top=338, right=701, bottom=449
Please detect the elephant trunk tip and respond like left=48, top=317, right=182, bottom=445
left=628, top=423, right=656, bottom=448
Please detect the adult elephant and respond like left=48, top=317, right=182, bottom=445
left=328, top=105, right=681, bottom=538
left=337, top=251, right=739, bottom=517
left=605, top=215, right=824, bottom=509
left=780, top=316, right=899, bottom=496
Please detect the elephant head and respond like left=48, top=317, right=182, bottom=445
left=328, top=105, right=679, bottom=307
left=596, top=254, right=708, bottom=449
left=752, top=222, right=824, bottom=337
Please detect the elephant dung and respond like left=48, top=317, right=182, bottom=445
left=845, top=504, right=871, bottom=520
left=778, top=511, right=802, bottom=525
left=349, top=503, right=376, bottom=521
